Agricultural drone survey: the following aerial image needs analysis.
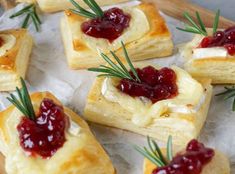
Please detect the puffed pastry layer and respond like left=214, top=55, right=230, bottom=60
left=0, top=29, right=33, bottom=92
left=17, top=0, right=130, bottom=13
left=182, top=30, right=235, bottom=84
left=84, top=63, right=213, bottom=146
left=143, top=149, right=230, bottom=174
left=0, top=92, right=115, bottom=174
left=60, top=3, right=173, bottom=69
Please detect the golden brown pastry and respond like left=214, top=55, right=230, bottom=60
left=61, top=2, right=173, bottom=69
left=17, top=0, right=130, bottom=13
left=0, top=82, right=115, bottom=174
left=0, top=29, right=33, bottom=91
left=84, top=44, right=212, bottom=145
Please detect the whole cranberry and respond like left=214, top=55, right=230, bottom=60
left=157, top=68, right=177, bottom=85
left=224, top=44, right=235, bottom=55
left=200, top=36, right=214, bottom=48
left=213, top=31, right=225, bottom=45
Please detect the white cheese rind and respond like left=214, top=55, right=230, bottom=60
left=193, top=47, right=228, bottom=59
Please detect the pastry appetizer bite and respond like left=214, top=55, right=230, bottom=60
left=84, top=43, right=212, bottom=145
left=17, top=0, right=129, bottom=13
left=179, top=11, right=235, bottom=84
left=61, top=0, right=173, bottom=69
left=0, top=29, right=33, bottom=91
left=135, top=136, right=230, bottom=174
left=0, top=78, right=115, bottom=174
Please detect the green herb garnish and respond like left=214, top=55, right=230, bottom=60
left=216, top=86, right=235, bottom=111
left=10, top=4, right=41, bottom=32
left=88, top=42, right=141, bottom=82
left=69, top=0, right=104, bottom=19
left=134, top=136, right=173, bottom=167
left=176, top=10, right=220, bottom=36
left=7, top=78, right=36, bottom=121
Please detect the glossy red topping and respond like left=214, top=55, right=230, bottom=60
left=152, top=139, right=215, bottom=174
left=81, top=7, right=131, bottom=42
left=117, top=66, right=178, bottom=103
left=0, top=37, right=4, bottom=47
left=200, top=25, right=235, bottom=55
left=17, top=99, right=68, bottom=158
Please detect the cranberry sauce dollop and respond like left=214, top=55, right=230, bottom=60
left=81, top=7, right=131, bottom=42
left=200, top=25, right=235, bottom=55
left=117, top=66, right=178, bottom=103
left=0, top=37, right=4, bottom=47
left=152, top=139, right=215, bottom=174
left=17, top=98, right=68, bottom=158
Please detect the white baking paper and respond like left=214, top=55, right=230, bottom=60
left=0, top=2, right=235, bottom=173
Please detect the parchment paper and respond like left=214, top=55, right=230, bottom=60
left=0, top=2, right=235, bottom=173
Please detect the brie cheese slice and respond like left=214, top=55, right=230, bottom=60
left=101, top=65, right=205, bottom=127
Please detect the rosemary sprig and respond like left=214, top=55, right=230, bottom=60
left=88, top=42, right=141, bottom=82
left=7, top=78, right=36, bottom=121
left=10, top=4, right=42, bottom=32
left=216, top=86, right=235, bottom=111
left=69, top=0, right=104, bottom=19
left=134, top=136, right=173, bottom=167
left=176, top=9, right=220, bottom=36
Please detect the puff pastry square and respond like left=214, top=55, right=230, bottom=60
left=60, top=3, right=173, bottom=69
left=0, top=29, right=33, bottom=91
left=17, top=0, right=130, bottom=13
left=144, top=149, right=230, bottom=174
left=182, top=31, right=235, bottom=84
left=0, top=92, right=115, bottom=174
left=84, top=63, right=212, bottom=146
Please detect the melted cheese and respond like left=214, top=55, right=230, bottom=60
left=71, top=7, right=150, bottom=54
left=4, top=108, right=85, bottom=174
left=0, top=34, right=16, bottom=57
left=101, top=66, right=204, bottom=127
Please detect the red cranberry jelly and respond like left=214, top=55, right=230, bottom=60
left=81, top=7, right=131, bottom=42
left=0, top=37, right=4, bottom=47
left=152, top=139, right=215, bottom=174
left=200, top=25, right=235, bottom=55
left=17, top=98, right=68, bottom=158
left=117, top=66, right=178, bottom=103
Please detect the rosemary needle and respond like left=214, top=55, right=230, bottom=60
left=7, top=78, right=36, bottom=121
left=10, top=4, right=42, bottom=32
left=69, top=0, right=104, bottom=19
left=88, top=42, right=141, bottom=82
left=177, top=9, right=220, bottom=36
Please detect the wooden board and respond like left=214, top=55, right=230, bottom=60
left=0, top=153, right=5, bottom=174
left=144, top=0, right=235, bottom=28
left=0, top=0, right=16, bottom=10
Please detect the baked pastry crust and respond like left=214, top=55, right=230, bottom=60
left=143, top=149, right=230, bottom=174
left=84, top=65, right=212, bottom=146
left=0, top=92, right=115, bottom=174
left=60, top=3, right=173, bottom=69
left=0, top=29, right=33, bottom=91
left=17, top=0, right=130, bottom=13
left=182, top=33, right=235, bottom=84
